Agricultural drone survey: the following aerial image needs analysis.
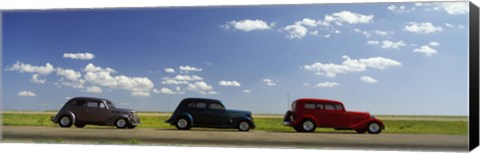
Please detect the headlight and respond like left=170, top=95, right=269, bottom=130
left=371, top=115, right=376, bottom=119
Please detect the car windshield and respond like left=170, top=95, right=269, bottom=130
left=106, top=101, right=115, bottom=108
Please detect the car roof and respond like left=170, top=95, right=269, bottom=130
left=181, top=97, right=221, bottom=103
left=69, top=97, right=110, bottom=102
left=295, top=98, right=343, bottom=104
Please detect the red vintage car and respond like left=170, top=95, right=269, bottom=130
left=283, top=98, right=384, bottom=134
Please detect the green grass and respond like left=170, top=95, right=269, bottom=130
left=1, top=113, right=468, bottom=135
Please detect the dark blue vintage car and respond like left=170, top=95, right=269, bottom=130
left=166, top=98, right=255, bottom=131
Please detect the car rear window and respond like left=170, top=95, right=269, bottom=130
left=71, top=100, right=87, bottom=106
left=304, top=103, right=316, bottom=109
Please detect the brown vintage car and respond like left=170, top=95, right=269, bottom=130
left=51, top=97, right=140, bottom=129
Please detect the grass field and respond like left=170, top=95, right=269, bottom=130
left=1, top=112, right=468, bottom=135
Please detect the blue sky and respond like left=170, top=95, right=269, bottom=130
left=2, top=2, right=469, bottom=115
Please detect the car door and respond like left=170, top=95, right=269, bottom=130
left=320, top=103, right=350, bottom=128
left=189, top=101, right=209, bottom=125
left=206, top=102, right=230, bottom=125
left=69, top=100, right=88, bottom=122
left=83, top=101, right=111, bottom=124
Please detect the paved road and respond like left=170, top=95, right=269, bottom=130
left=1, top=126, right=468, bottom=151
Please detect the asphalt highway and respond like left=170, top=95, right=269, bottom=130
left=1, top=126, right=468, bottom=152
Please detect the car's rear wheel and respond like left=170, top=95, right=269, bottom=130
left=115, top=118, right=128, bottom=129
left=175, top=117, right=191, bottom=130
left=59, top=115, right=72, bottom=128
left=74, top=123, right=86, bottom=128
left=300, top=119, right=316, bottom=132
left=367, top=122, right=382, bottom=134
left=238, top=121, right=250, bottom=132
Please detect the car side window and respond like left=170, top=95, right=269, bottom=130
left=99, top=102, right=106, bottom=108
left=196, top=102, right=207, bottom=108
left=324, top=104, right=335, bottom=110
left=304, top=103, right=316, bottom=109
left=209, top=103, right=225, bottom=110
left=72, top=100, right=87, bottom=107
left=86, top=101, right=99, bottom=108
left=334, top=104, right=343, bottom=111
left=316, top=104, right=324, bottom=110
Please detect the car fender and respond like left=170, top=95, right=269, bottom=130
left=106, top=114, right=131, bottom=126
left=350, top=118, right=384, bottom=130
left=298, top=114, right=319, bottom=126
left=54, top=111, right=76, bottom=124
left=232, top=116, right=255, bottom=129
left=169, top=112, right=194, bottom=126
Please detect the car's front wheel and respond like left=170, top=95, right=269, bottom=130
left=175, top=117, right=191, bottom=130
left=238, top=121, right=251, bottom=132
left=367, top=122, right=382, bottom=134
left=300, top=119, right=316, bottom=132
left=59, top=115, right=72, bottom=128
left=115, top=118, right=128, bottom=129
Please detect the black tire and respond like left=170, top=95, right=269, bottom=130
left=74, top=123, right=86, bottom=128
left=293, top=125, right=304, bottom=132
left=175, top=117, right=191, bottom=130
left=367, top=122, right=382, bottom=134
left=299, top=119, right=316, bottom=132
left=115, top=118, right=128, bottom=129
left=237, top=120, right=251, bottom=132
left=59, top=115, right=73, bottom=128
left=127, top=124, right=137, bottom=129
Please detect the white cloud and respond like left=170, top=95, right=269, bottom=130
left=173, top=75, right=203, bottom=81
left=83, top=63, right=154, bottom=96
left=30, top=74, right=46, bottom=84
left=414, top=45, right=438, bottom=57
left=367, top=40, right=405, bottom=49
left=355, top=29, right=394, bottom=38
left=381, top=40, right=406, bottom=49
left=153, top=87, right=184, bottom=95
left=303, top=83, right=311, bottom=87
left=404, top=22, right=442, bottom=34
left=179, top=65, right=202, bottom=72
left=243, top=89, right=252, bottom=93
left=56, top=78, right=86, bottom=89
left=314, top=82, right=339, bottom=88
left=429, top=41, right=440, bottom=46
left=387, top=5, right=415, bottom=14
left=63, top=52, right=95, bottom=60
left=219, top=80, right=241, bottom=87
left=222, top=19, right=275, bottom=32
left=360, top=76, right=378, bottom=84
left=284, top=24, right=308, bottom=39
left=6, top=61, right=55, bottom=75
left=131, top=91, right=150, bottom=97
left=324, top=11, right=374, bottom=25
left=56, top=68, right=81, bottom=81
left=434, top=2, right=468, bottom=15
left=366, top=40, right=379, bottom=45
left=84, top=86, right=103, bottom=93
left=165, top=68, right=175, bottom=73
left=161, top=78, right=189, bottom=85
left=445, top=23, right=465, bottom=29
left=18, top=90, right=36, bottom=97
left=262, top=78, right=277, bottom=86
left=161, top=75, right=203, bottom=85
left=186, top=81, right=216, bottom=95
left=302, top=55, right=402, bottom=78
